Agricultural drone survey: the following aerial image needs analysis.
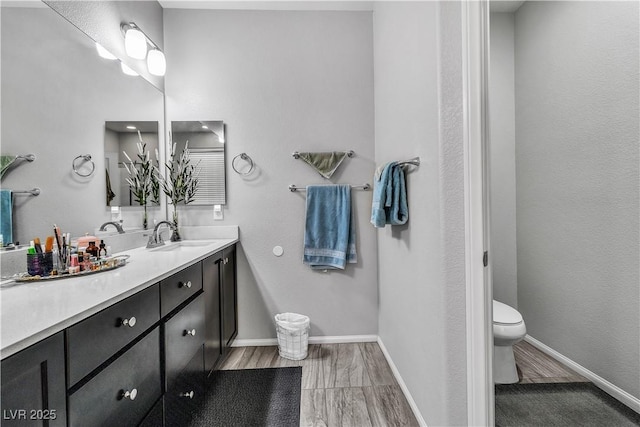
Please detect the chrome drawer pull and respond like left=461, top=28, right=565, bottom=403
left=120, top=317, right=137, bottom=328
left=180, top=391, right=194, bottom=399
left=122, top=388, right=138, bottom=401
left=179, top=280, right=192, bottom=289
left=185, top=328, right=197, bottom=337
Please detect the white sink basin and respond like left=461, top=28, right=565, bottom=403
left=150, top=240, right=219, bottom=252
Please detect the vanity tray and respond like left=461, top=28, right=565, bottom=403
left=14, top=255, right=129, bottom=283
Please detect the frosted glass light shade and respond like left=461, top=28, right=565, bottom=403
left=95, top=43, right=116, bottom=60
left=124, top=27, right=147, bottom=59
left=120, top=62, right=139, bottom=76
left=147, top=49, right=166, bottom=76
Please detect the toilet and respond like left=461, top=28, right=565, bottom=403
left=493, top=300, right=526, bottom=384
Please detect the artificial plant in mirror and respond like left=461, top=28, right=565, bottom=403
left=170, top=121, right=226, bottom=206
left=0, top=4, right=164, bottom=244
left=104, top=121, right=160, bottom=229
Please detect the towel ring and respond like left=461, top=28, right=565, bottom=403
left=232, top=153, right=255, bottom=175
left=72, top=154, right=95, bottom=177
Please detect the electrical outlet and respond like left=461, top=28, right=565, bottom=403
left=213, top=204, right=223, bottom=220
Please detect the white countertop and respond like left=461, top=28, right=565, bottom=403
left=0, top=238, right=237, bottom=359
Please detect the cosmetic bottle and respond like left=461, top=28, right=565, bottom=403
left=86, top=241, right=99, bottom=258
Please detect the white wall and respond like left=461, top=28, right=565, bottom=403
left=515, top=1, right=639, bottom=398
left=164, top=9, right=378, bottom=339
left=489, top=12, right=518, bottom=308
left=374, top=2, right=467, bottom=425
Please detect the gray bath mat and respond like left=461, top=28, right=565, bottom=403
left=191, top=367, right=301, bottom=427
left=495, top=382, right=640, bottom=426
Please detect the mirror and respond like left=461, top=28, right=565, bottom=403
left=170, top=121, right=226, bottom=205
left=104, top=121, right=160, bottom=207
left=0, top=4, right=164, bottom=244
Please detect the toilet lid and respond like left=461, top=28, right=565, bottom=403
left=493, top=300, right=523, bottom=325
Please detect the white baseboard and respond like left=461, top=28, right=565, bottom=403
left=525, top=335, right=640, bottom=414
left=377, top=337, right=427, bottom=427
left=231, top=334, right=378, bottom=348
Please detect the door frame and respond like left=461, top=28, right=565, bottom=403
left=462, top=0, right=494, bottom=425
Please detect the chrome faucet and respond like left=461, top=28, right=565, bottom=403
left=99, top=221, right=125, bottom=234
left=146, top=221, right=179, bottom=248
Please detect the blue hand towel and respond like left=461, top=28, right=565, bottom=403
left=389, top=165, right=408, bottom=225
left=371, top=162, right=408, bottom=227
left=303, top=185, right=357, bottom=270
left=0, top=189, right=13, bottom=244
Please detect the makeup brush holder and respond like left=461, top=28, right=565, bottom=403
left=27, top=252, right=53, bottom=277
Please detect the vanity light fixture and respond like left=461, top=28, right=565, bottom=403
left=120, top=22, right=166, bottom=77
left=95, top=42, right=117, bottom=60
left=123, top=24, right=147, bottom=59
left=147, top=48, right=166, bottom=76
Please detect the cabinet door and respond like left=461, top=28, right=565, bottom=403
left=165, top=346, right=204, bottom=427
left=160, top=262, right=203, bottom=317
left=164, top=294, right=205, bottom=390
left=202, top=253, right=222, bottom=374
left=1, top=332, right=67, bottom=427
left=67, top=327, right=161, bottom=427
left=221, top=245, right=237, bottom=348
left=66, top=283, right=160, bottom=387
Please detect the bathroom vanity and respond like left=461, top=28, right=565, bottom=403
left=0, top=238, right=237, bottom=426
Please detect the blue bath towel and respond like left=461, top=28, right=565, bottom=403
left=371, top=162, right=408, bottom=227
left=303, top=185, right=357, bottom=270
left=0, top=189, right=13, bottom=244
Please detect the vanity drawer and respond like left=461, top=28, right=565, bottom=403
left=66, top=284, right=160, bottom=386
left=160, top=262, right=202, bottom=317
left=68, top=327, right=161, bottom=427
left=164, top=293, right=205, bottom=389
left=165, top=345, right=205, bottom=427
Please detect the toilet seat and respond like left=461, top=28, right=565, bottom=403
left=493, top=300, right=523, bottom=325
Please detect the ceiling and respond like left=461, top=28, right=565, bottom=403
left=158, top=1, right=374, bottom=11
left=490, top=0, right=526, bottom=13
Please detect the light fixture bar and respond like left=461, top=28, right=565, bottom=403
left=120, top=22, right=161, bottom=50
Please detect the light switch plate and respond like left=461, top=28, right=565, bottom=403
left=213, top=204, right=223, bottom=220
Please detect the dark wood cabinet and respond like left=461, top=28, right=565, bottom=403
left=164, top=293, right=205, bottom=390
left=160, top=262, right=203, bottom=317
left=67, top=327, right=162, bottom=427
left=164, top=346, right=205, bottom=427
left=202, top=254, right=222, bottom=374
left=221, top=246, right=237, bottom=349
left=66, top=284, right=160, bottom=387
left=0, top=332, right=67, bottom=427
left=1, top=243, right=237, bottom=427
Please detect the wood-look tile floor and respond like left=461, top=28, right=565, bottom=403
left=219, top=342, right=419, bottom=427
left=513, top=341, right=589, bottom=384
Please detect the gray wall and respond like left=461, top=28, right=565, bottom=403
left=515, top=1, right=639, bottom=398
left=374, top=2, right=467, bottom=425
left=164, top=9, right=378, bottom=339
left=489, top=12, right=518, bottom=308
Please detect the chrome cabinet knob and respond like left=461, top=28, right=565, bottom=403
left=180, top=391, right=194, bottom=399
left=185, top=328, right=196, bottom=337
left=223, top=258, right=229, bottom=265
left=179, top=280, right=192, bottom=289
left=120, top=316, right=137, bottom=328
left=122, top=388, right=138, bottom=400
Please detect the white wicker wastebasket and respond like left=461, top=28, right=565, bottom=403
left=275, top=313, right=310, bottom=360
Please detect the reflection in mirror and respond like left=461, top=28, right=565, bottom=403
left=170, top=121, right=226, bottom=205
left=0, top=4, right=164, bottom=244
left=104, top=121, right=160, bottom=207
